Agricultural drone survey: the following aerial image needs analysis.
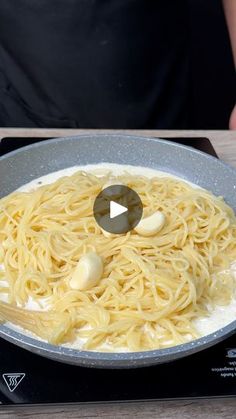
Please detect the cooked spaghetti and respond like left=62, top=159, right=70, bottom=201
left=0, top=168, right=236, bottom=351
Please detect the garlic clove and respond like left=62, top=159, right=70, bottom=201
left=70, top=252, right=103, bottom=291
left=134, top=211, right=165, bottom=237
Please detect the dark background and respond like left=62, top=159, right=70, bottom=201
left=189, top=0, right=235, bottom=129
left=0, top=0, right=234, bottom=130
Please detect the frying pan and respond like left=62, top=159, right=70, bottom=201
left=0, top=134, right=236, bottom=369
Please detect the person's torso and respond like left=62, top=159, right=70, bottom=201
left=0, top=0, right=189, bottom=128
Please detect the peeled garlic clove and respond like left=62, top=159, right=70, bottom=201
left=135, top=211, right=165, bottom=237
left=70, top=252, right=103, bottom=291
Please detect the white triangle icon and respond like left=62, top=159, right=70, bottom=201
left=2, top=373, right=26, bottom=392
left=110, top=201, right=128, bottom=219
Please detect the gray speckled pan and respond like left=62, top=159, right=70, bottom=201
left=1, top=134, right=236, bottom=369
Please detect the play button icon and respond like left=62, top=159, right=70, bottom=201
left=110, top=201, right=128, bottom=219
left=93, top=185, right=143, bottom=234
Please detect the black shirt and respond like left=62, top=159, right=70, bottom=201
left=0, top=0, right=189, bottom=129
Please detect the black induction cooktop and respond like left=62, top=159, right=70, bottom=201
left=1, top=136, right=236, bottom=407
